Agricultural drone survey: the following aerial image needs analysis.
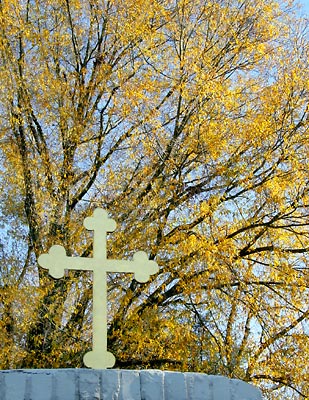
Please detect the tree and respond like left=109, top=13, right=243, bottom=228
left=0, top=0, right=308, bottom=398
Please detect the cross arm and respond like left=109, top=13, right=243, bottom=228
left=38, top=245, right=95, bottom=279
left=106, top=251, right=158, bottom=283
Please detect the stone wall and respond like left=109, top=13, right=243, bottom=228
left=0, top=369, right=262, bottom=400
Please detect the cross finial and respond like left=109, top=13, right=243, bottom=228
left=38, top=208, right=159, bottom=369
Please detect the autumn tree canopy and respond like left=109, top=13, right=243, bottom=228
left=0, top=0, right=308, bottom=398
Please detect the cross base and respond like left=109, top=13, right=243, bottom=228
left=83, top=350, right=116, bottom=369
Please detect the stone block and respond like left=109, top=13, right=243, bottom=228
left=0, top=369, right=262, bottom=399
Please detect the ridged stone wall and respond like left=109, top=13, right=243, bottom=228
left=0, top=369, right=262, bottom=400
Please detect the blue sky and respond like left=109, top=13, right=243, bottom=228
left=298, top=0, right=309, bottom=15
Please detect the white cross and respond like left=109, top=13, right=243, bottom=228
left=38, top=208, right=158, bottom=369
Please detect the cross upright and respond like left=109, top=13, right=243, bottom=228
left=38, top=208, right=158, bottom=369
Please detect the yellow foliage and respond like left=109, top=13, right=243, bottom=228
left=0, top=0, right=308, bottom=398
